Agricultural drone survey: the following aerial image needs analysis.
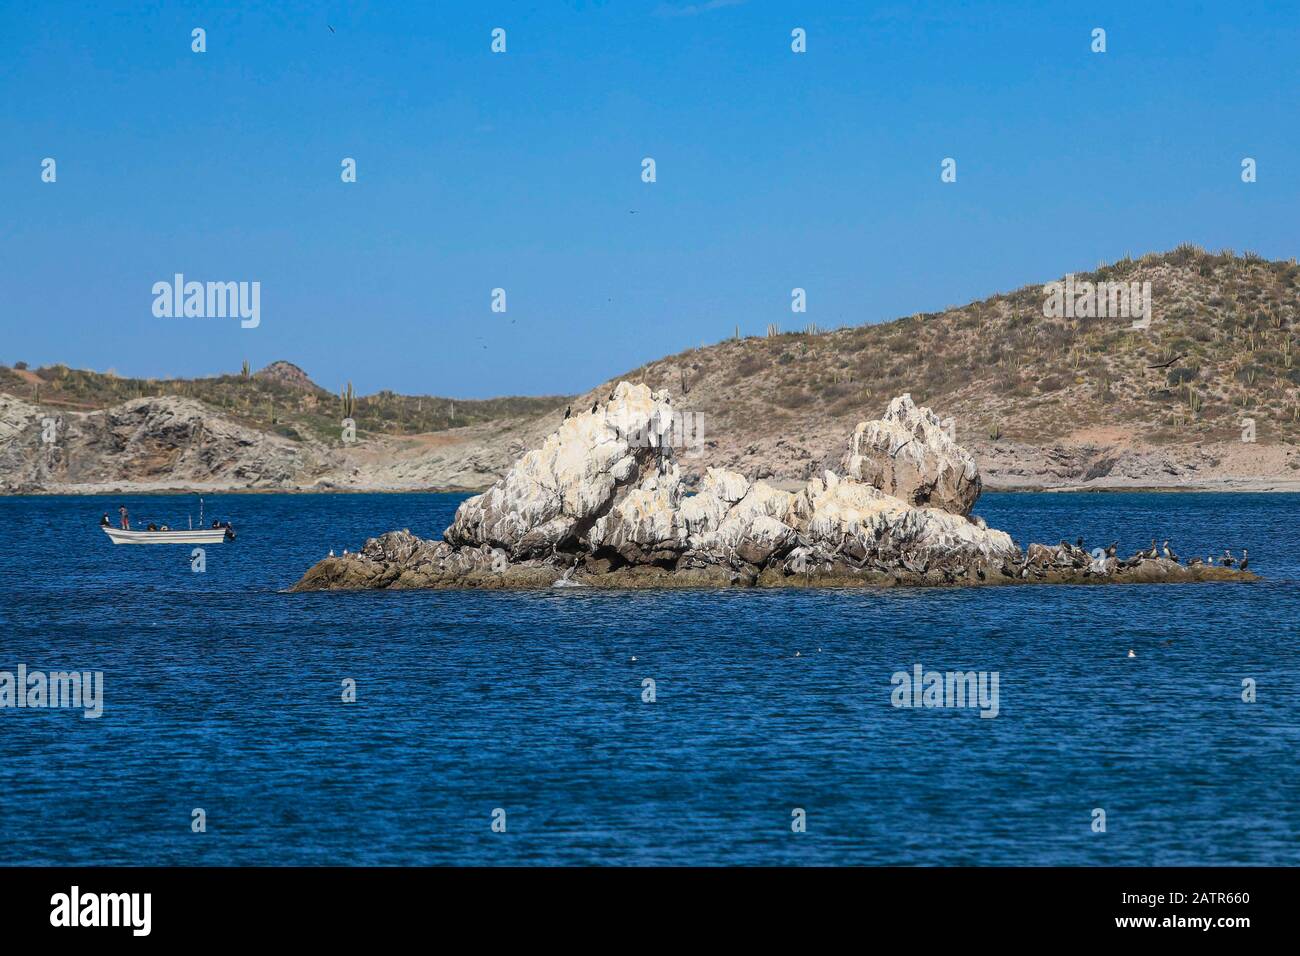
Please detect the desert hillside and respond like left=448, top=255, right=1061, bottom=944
left=568, top=245, right=1300, bottom=491
left=3, top=246, right=1298, bottom=494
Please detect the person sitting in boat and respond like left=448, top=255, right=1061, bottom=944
left=99, top=513, right=110, bottom=527
left=146, top=522, right=158, bottom=531
left=159, top=524, right=170, bottom=531
left=119, top=505, right=130, bottom=530
left=212, top=520, right=222, bottom=529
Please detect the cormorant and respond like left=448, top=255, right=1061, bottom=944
left=1162, top=540, right=1178, bottom=563
left=1105, top=541, right=1118, bottom=558
left=563, top=405, right=571, bottom=420
left=1188, top=556, right=1203, bottom=567
left=1239, top=548, right=1249, bottom=572
left=1144, top=539, right=1159, bottom=559
left=1220, top=550, right=1235, bottom=568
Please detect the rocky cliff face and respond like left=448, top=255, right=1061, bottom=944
left=290, top=386, right=1249, bottom=591
left=0, top=394, right=323, bottom=493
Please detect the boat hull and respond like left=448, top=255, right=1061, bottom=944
left=102, top=527, right=229, bottom=545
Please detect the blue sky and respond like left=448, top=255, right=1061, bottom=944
left=2, top=1, right=1297, bottom=398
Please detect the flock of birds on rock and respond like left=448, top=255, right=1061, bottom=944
left=1015, top=537, right=1248, bottom=578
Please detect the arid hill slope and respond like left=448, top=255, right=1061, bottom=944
left=562, top=245, right=1300, bottom=490
left=3, top=246, right=1298, bottom=493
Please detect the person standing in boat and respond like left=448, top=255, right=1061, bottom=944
left=118, top=505, right=130, bottom=530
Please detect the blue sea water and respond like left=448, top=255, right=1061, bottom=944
left=0, top=491, right=1296, bottom=866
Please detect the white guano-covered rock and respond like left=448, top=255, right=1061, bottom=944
left=445, top=381, right=680, bottom=557
left=843, top=393, right=981, bottom=515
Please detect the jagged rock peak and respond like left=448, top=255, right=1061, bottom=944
left=843, top=392, right=981, bottom=516
left=443, top=381, right=680, bottom=558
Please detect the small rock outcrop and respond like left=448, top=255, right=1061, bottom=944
left=289, top=386, right=1257, bottom=591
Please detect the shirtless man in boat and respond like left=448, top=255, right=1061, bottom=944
left=118, top=505, right=130, bottom=530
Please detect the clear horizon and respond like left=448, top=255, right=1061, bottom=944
left=4, top=1, right=1297, bottom=398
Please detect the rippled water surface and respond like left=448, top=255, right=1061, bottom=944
left=1, top=492, right=1297, bottom=865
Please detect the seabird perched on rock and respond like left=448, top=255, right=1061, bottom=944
left=1220, top=550, right=1236, bottom=567
left=1162, top=540, right=1178, bottom=563
left=328, top=549, right=335, bottom=557
left=1188, top=556, right=1203, bottom=567
left=1076, top=537, right=1085, bottom=551
left=563, top=405, right=571, bottom=420
left=1239, top=548, right=1249, bottom=572
left=1106, top=541, right=1118, bottom=558
left=1144, top=539, right=1159, bottom=560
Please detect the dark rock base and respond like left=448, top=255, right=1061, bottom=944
left=289, top=553, right=1256, bottom=592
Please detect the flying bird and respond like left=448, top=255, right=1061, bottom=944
left=1146, top=354, right=1186, bottom=370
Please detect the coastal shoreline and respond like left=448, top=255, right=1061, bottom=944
left=5, top=480, right=1298, bottom=497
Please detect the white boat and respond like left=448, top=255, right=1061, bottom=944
left=102, top=526, right=229, bottom=545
